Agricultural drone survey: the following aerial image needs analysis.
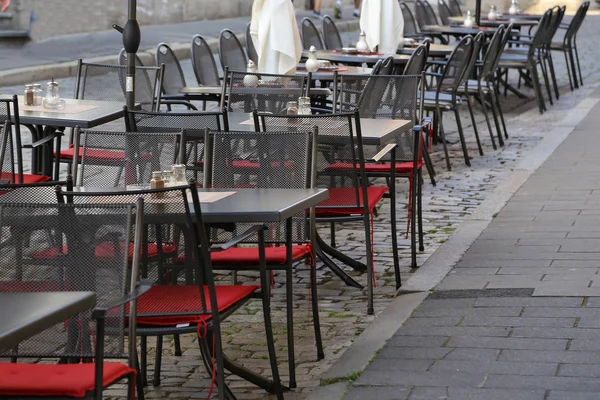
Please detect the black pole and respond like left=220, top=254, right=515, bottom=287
left=122, top=0, right=141, bottom=109
left=475, top=0, right=481, bottom=25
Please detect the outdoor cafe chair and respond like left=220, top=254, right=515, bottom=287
left=336, top=73, right=427, bottom=282
left=246, top=22, right=259, bottom=64
left=218, top=28, right=248, bottom=72
left=422, top=34, right=473, bottom=170
left=118, top=47, right=145, bottom=67
left=301, top=17, right=325, bottom=50
left=124, top=107, right=228, bottom=185
left=258, top=111, right=396, bottom=314
left=191, top=34, right=222, bottom=110
left=448, top=0, right=463, bottom=16
left=551, top=1, right=589, bottom=90
left=322, top=15, right=343, bottom=50
left=156, top=42, right=197, bottom=110
left=221, top=68, right=310, bottom=115
left=0, top=200, right=149, bottom=400
left=400, top=2, right=423, bottom=40
left=415, top=0, right=449, bottom=44
left=0, top=98, right=49, bottom=184
left=438, top=0, right=452, bottom=26
left=57, top=184, right=285, bottom=400
left=201, top=127, right=322, bottom=389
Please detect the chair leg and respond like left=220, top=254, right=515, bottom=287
left=309, top=259, right=324, bottom=360
left=153, top=335, right=163, bottom=386
left=134, top=345, right=146, bottom=400
left=140, top=336, right=148, bottom=387
left=261, top=276, right=284, bottom=399
left=492, top=88, right=509, bottom=140
left=410, top=169, right=418, bottom=269
left=198, top=335, right=234, bottom=400
left=466, top=95, right=484, bottom=156
left=390, top=180, right=401, bottom=288
left=530, top=65, right=546, bottom=114
left=547, top=52, right=560, bottom=100
left=417, top=170, right=424, bottom=252
left=478, top=90, right=498, bottom=149
left=422, top=146, right=437, bottom=186
left=437, top=107, right=452, bottom=171
left=539, top=58, right=553, bottom=106
left=453, top=108, right=471, bottom=167
left=563, top=49, right=574, bottom=91
left=286, top=268, right=297, bottom=389
left=488, top=92, right=505, bottom=147
left=329, top=222, right=335, bottom=247
left=574, top=42, right=583, bottom=86
left=364, top=212, right=375, bottom=315
left=174, top=334, right=182, bottom=356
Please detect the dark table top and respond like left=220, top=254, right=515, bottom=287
left=0, top=291, right=96, bottom=350
left=422, top=24, right=499, bottom=36
left=0, top=95, right=125, bottom=128
left=396, top=42, right=455, bottom=57
left=228, top=112, right=412, bottom=146
left=180, top=86, right=331, bottom=96
left=303, top=50, right=411, bottom=66
left=448, top=16, right=538, bottom=27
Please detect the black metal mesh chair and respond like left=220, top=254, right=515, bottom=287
left=551, top=2, right=589, bottom=90
left=218, top=29, right=248, bottom=72
left=203, top=128, right=321, bottom=388
left=301, top=17, right=325, bottom=50
left=416, top=0, right=448, bottom=44
left=156, top=43, right=197, bottom=110
left=70, top=128, right=185, bottom=188
left=57, top=184, right=284, bottom=400
left=258, top=112, right=395, bottom=314
left=246, top=22, right=259, bottom=64
left=337, top=74, right=426, bottom=277
left=423, top=0, right=440, bottom=25
left=438, top=0, right=452, bottom=25
left=403, top=40, right=430, bottom=75
left=124, top=107, right=227, bottom=184
left=322, top=15, right=343, bottom=50
left=118, top=47, right=145, bottom=66
left=423, top=34, right=473, bottom=170
left=0, top=200, right=146, bottom=400
left=0, top=178, right=71, bottom=203
left=221, top=69, right=310, bottom=114
left=191, top=35, right=221, bottom=87
left=0, top=97, right=49, bottom=184
left=448, top=0, right=463, bottom=16
left=400, top=2, right=422, bottom=39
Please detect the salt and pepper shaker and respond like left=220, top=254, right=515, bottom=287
left=356, top=31, right=369, bottom=52
left=298, top=97, right=312, bottom=115
left=463, top=10, right=474, bottom=28
left=170, top=164, right=188, bottom=185
left=42, top=79, right=66, bottom=109
left=33, top=84, right=43, bottom=106
left=243, top=60, right=259, bottom=88
left=286, top=101, right=298, bottom=115
left=305, top=46, right=320, bottom=73
left=24, top=85, right=34, bottom=106
left=508, top=0, right=519, bottom=15
left=150, top=171, right=165, bottom=198
left=488, top=5, right=497, bottom=21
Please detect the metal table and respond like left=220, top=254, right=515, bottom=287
left=422, top=24, right=499, bottom=36
left=448, top=15, right=539, bottom=27
left=0, top=291, right=96, bottom=349
left=396, top=42, right=455, bottom=57
left=302, top=49, right=411, bottom=66
left=180, top=86, right=331, bottom=97
left=296, top=64, right=373, bottom=79
left=1, top=95, right=126, bottom=177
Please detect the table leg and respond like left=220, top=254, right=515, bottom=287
left=314, top=234, right=363, bottom=288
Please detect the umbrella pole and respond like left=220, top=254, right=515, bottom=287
left=123, top=0, right=140, bottom=109
left=475, top=0, right=481, bottom=25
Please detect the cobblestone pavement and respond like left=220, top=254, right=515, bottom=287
left=344, top=86, right=600, bottom=400
left=2, top=10, right=600, bottom=400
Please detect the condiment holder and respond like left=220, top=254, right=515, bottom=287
left=463, top=10, right=474, bottom=28
left=42, top=80, right=66, bottom=110
left=305, top=46, right=319, bottom=73
left=488, top=5, right=497, bottom=21
left=356, top=31, right=369, bottom=52
left=508, top=0, right=519, bottom=15
left=243, top=60, right=259, bottom=88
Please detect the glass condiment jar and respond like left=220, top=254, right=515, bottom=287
left=508, top=0, right=519, bottom=15
left=305, top=46, right=319, bottom=73
left=298, top=97, right=312, bottom=115
left=162, top=170, right=173, bottom=187
left=243, top=60, right=259, bottom=88
left=33, top=84, right=43, bottom=106
left=43, top=81, right=66, bottom=109
left=356, top=31, right=369, bottom=52
left=150, top=171, right=165, bottom=198
left=287, top=101, right=298, bottom=115
left=171, top=164, right=188, bottom=185
left=463, top=10, right=474, bottom=28
left=488, top=5, right=497, bottom=21
left=24, top=85, right=34, bottom=106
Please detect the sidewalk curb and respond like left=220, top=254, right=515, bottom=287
left=0, top=19, right=359, bottom=86
left=398, top=84, right=600, bottom=295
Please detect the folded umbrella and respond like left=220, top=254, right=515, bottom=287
left=250, top=0, right=303, bottom=75
left=360, top=0, right=404, bottom=56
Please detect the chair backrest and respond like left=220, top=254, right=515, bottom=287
left=0, top=178, right=71, bottom=203
left=118, top=48, right=145, bottom=67
left=156, top=42, right=187, bottom=96
left=0, top=96, right=25, bottom=182
left=221, top=69, right=309, bottom=114
left=246, top=22, right=259, bottom=64
left=258, top=112, right=370, bottom=213
left=124, top=107, right=227, bottom=184
left=400, top=2, right=420, bottom=36
left=376, top=56, right=396, bottom=75
left=402, top=40, right=430, bottom=75
left=71, top=128, right=185, bottom=187
left=0, top=201, right=141, bottom=365
left=438, top=0, right=452, bottom=25
left=529, top=9, right=553, bottom=54
left=415, top=0, right=437, bottom=29
left=191, top=35, right=221, bottom=87
left=437, top=35, right=473, bottom=92
left=75, top=60, right=162, bottom=112
left=564, top=1, right=589, bottom=44
left=461, top=31, right=486, bottom=83
left=218, top=29, right=248, bottom=71
left=448, top=0, right=463, bottom=16
left=301, top=17, right=325, bottom=50
left=322, top=15, right=343, bottom=50
left=336, top=74, right=423, bottom=162
left=423, top=0, right=440, bottom=25
left=478, top=24, right=505, bottom=81
left=545, top=5, right=566, bottom=45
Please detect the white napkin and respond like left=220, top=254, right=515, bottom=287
left=359, top=0, right=404, bottom=56
left=250, top=0, right=302, bottom=75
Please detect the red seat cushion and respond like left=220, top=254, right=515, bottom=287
left=0, top=362, right=134, bottom=398
left=59, top=147, right=127, bottom=162
left=211, top=245, right=311, bottom=265
left=315, top=187, right=388, bottom=216
left=0, top=172, right=50, bottom=184
left=135, top=284, right=259, bottom=326
left=326, top=161, right=422, bottom=174
left=31, top=242, right=177, bottom=261
left=194, top=160, right=294, bottom=169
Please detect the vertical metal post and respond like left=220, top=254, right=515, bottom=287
left=123, top=0, right=140, bottom=109
left=475, top=0, right=481, bottom=25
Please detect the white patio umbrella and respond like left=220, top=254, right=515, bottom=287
left=360, top=0, right=404, bottom=56
left=250, top=0, right=302, bottom=74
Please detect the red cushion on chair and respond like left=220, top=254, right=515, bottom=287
left=135, top=284, right=259, bottom=326
left=194, top=160, right=294, bottom=169
left=31, top=242, right=177, bottom=261
left=211, top=245, right=312, bottom=265
left=0, top=172, right=50, bottom=184
left=315, top=187, right=388, bottom=216
left=326, top=161, right=422, bottom=174
left=59, top=147, right=127, bottom=162
left=0, top=362, right=135, bottom=398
